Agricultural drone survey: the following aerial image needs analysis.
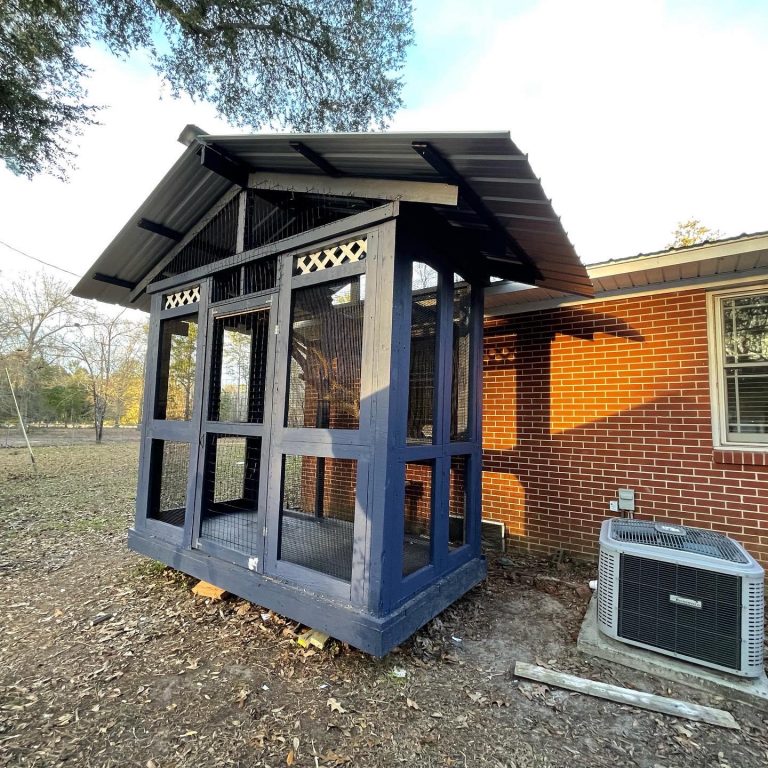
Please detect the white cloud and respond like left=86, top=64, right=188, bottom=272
left=394, top=0, right=768, bottom=261
left=1, top=0, right=767, bottom=287
left=0, top=46, right=235, bottom=283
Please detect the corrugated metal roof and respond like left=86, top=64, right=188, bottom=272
left=485, top=231, right=768, bottom=316
left=72, top=130, right=591, bottom=310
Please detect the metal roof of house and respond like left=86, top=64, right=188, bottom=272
left=72, top=129, right=592, bottom=310
left=485, top=230, right=768, bottom=316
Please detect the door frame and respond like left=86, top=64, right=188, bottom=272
left=191, top=290, right=280, bottom=572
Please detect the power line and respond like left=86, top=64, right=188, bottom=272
left=0, top=239, right=82, bottom=278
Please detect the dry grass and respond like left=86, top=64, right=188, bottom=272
left=0, top=442, right=767, bottom=768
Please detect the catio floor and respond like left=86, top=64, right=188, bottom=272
left=199, top=509, right=431, bottom=582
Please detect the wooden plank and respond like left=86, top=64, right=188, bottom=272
left=297, top=628, right=330, bottom=649
left=192, top=580, right=228, bottom=600
left=248, top=171, right=458, bottom=207
left=514, top=662, right=740, bottom=730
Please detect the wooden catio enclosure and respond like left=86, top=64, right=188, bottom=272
left=73, top=130, right=591, bottom=655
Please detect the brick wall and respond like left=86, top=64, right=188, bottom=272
left=481, top=288, right=768, bottom=565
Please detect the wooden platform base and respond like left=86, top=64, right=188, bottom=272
left=192, top=580, right=228, bottom=600
left=128, top=528, right=487, bottom=657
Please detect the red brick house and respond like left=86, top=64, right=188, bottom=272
left=481, top=232, right=768, bottom=565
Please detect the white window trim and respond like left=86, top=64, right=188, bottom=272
left=707, top=284, right=768, bottom=451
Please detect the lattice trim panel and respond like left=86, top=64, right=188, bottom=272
left=164, top=286, right=201, bottom=310
left=295, top=238, right=368, bottom=276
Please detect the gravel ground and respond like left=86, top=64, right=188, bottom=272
left=1, top=442, right=767, bottom=768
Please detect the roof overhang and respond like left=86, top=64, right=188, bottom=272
left=485, top=231, right=768, bottom=316
left=72, top=128, right=592, bottom=310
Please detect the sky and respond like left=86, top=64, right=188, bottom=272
left=2, top=0, right=768, bottom=291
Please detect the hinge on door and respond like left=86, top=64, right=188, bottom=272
left=263, top=525, right=268, bottom=537
left=274, top=324, right=279, bottom=335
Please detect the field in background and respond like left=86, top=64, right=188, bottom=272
left=1, top=425, right=141, bottom=449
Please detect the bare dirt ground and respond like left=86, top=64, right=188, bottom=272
left=1, top=441, right=767, bottom=768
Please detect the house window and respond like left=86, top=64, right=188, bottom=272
left=711, top=288, right=768, bottom=446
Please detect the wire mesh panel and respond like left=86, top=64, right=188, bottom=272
left=278, top=455, right=357, bottom=581
left=244, top=190, right=375, bottom=252
left=211, top=258, right=278, bottom=303
left=148, top=440, right=190, bottom=527
left=403, top=461, right=434, bottom=576
left=407, top=263, right=439, bottom=444
left=286, top=276, right=365, bottom=430
left=448, top=455, right=468, bottom=549
left=154, top=196, right=240, bottom=280
left=209, top=310, right=270, bottom=423
left=451, top=276, right=472, bottom=441
left=156, top=315, right=198, bottom=420
left=199, top=435, right=262, bottom=553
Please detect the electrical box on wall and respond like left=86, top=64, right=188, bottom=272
left=618, top=488, right=635, bottom=512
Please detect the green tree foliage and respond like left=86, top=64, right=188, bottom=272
left=668, top=218, right=723, bottom=249
left=1, top=0, right=414, bottom=178
left=168, top=320, right=197, bottom=420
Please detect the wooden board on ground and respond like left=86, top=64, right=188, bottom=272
left=298, top=629, right=330, bottom=650
left=513, top=661, right=739, bottom=730
left=192, top=580, right=228, bottom=600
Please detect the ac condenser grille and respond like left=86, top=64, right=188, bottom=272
left=617, top=554, right=742, bottom=671
left=611, top=519, right=747, bottom=564
left=746, top=581, right=765, bottom=670
left=597, top=549, right=616, bottom=628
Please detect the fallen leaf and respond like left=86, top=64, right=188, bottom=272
left=327, top=697, right=347, bottom=714
left=466, top=691, right=484, bottom=704
left=406, top=698, right=420, bottom=710
left=286, top=749, right=295, bottom=765
left=235, top=689, right=250, bottom=707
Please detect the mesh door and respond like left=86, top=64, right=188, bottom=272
left=209, top=309, right=270, bottom=423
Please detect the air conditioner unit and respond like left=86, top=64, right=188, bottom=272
left=597, top=518, right=764, bottom=678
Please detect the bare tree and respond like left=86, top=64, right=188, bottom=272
left=63, top=308, right=146, bottom=442
left=0, top=271, right=77, bottom=422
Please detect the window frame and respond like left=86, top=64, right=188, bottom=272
left=708, top=284, right=768, bottom=450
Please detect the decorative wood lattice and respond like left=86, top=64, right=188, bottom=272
left=295, top=238, right=368, bottom=276
left=164, top=285, right=201, bottom=310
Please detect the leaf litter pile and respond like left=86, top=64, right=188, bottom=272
left=1, top=441, right=768, bottom=767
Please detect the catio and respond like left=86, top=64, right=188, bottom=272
left=74, top=130, right=590, bottom=655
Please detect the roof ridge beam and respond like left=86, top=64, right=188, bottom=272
left=248, top=171, right=458, bottom=206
